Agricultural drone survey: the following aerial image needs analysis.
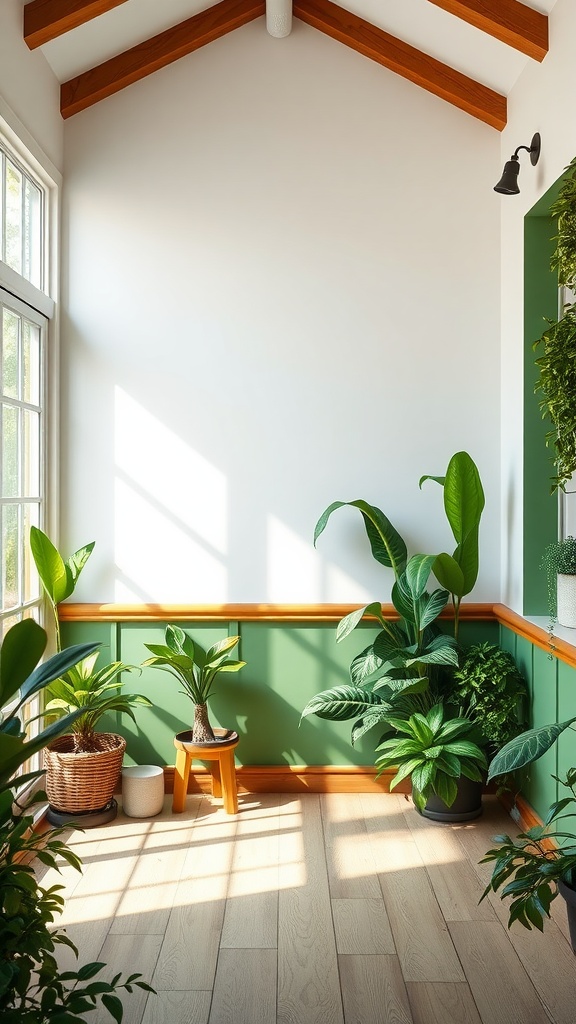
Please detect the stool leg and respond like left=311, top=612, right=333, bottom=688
left=220, top=749, right=238, bottom=814
left=173, top=748, right=191, bottom=813
left=210, top=760, right=222, bottom=799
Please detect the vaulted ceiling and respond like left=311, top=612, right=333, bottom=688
left=23, top=0, right=556, bottom=129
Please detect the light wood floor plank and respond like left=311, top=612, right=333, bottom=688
left=338, top=954, right=413, bottom=1024
left=332, top=898, right=395, bottom=954
left=277, top=795, right=344, bottom=1024
left=405, top=812, right=496, bottom=922
left=209, top=948, right=277, bottom=1024
left=92, top=933, right=163, bottom=1024
left=449, top=921, right=551, bottom=1024
left=220, top=795, right=279, bottom=949
left=360, top=797, right=464, bottom=983
left=321, top=792, right=382, bottom=899
left=141, top=990, right=211, bottom=1024
left=406, top=982, right=483, bottom=1024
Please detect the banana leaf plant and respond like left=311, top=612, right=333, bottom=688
left=29, top=526, right=94, bottom=653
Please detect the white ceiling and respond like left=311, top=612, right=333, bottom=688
left=25, top=0, right=558, bottom=102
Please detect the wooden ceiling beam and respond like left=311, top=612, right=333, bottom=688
left=427, top=0, right=548, bottom=62
left=24, top=0, right=129, bottom=50
left=60, top=0, right=265, bottom=118
left=293, top=0, right=506, bottom=130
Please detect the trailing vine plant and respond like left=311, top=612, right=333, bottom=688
left=534, top=155, right=576, bottom=492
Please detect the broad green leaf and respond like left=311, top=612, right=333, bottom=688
left=487, top=718, right=576, bottom=781
left=215, top=661, right=246, bottom=673
left=419, top=474, right=445, bottom=489
left=67, top=541, right=95, bottom=591
left=411, top=761, right=436, bottom=793
left=29, top=526, right=69, bottom=604
left=406, top=634, right=459, bottom=668
left=432, top=552, right=465, bottom=597
left=350, top=642, right=384, bottom=685
left=336, top=602, right=384, bottom=642
left=166, top=624, right=188, bottom=655
left=0, top=620, right=46, bottom=706
left=418, top=587, right=450, bottom=629
left=391, top=578, right=415, bottom=623
left=453, top=527, right=480, bottom=595
left=313, top=499, right=407, bottom=576
left=443, top=739, right=486, bottom=762
left=405, top=554, right=436, bottom=600
left=19, top=642, right=100, bottom=703
left=433, top=772, right=458, bottom=808
left=206, top=635, right=241, bottom=662
left=443, top=451, right=485, bottom=545
left=351, top=709, right=393, bottom=745
left=407, top=713, right=434, bottom=747
left=301, top=685, right=383, bottom=722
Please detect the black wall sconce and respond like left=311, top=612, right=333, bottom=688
left=494, top=133, right=541, bottom=194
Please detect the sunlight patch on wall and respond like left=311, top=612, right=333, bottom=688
left=267, top=516, right=320, bottom=602
left=114, top=388, right=228, bottom=601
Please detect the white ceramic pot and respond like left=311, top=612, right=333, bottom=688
left=121, top=764, right=165, bottom=817
left=557, top=573, right=576, bottom=628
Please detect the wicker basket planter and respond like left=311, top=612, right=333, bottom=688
left=44, top=733, right=126, bottom=814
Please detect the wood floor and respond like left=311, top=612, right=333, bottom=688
left=36, top=790, right=576, bottom=1024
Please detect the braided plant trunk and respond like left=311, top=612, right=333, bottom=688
left=193, top=703, right=215, bottom=743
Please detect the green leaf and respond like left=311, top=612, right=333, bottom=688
left=349, top=642, right=384, bottom=685
left=443, top=451, right=485, bottom=546
left=66, top=541, right=96, bottom=592
left=301, top=685, right=383, bottom=722
left=453, top=527, right=481, bottom=596
left=433, top=772, right=458, bottom=807
left=205, top=635, right=241, bottom=663
left=407, top=713, right=434, bottom=747
left=351, top=709, right=393, bottom=745
left=77, top=962, right=106, bottom=981
left=419, top=474, right=445, bottom=489
left=405, top=554, right=436, bottom=600
left=336, top=602, right=384, bottom=643
left=432, top=552, right=465, bottom=597
left=29, top=526, right=69, bottom=604
left=487, top=718, right=576, bottom=781
left=0, top=620, right=46, bottom=705
left=101, top=992, right=124, bottom=1023
left=313, top=500, right=407, bottom=577
left=418, top=587, right=450, bottom=629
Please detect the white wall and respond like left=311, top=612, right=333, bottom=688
left=0, top=1, right=63, bottom=171
left=61, top=19, right=501, bottom=604
left=500, top=0, right=576, bottom=610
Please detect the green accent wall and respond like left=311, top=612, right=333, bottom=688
left=61, top=617, right=497, bottom=770
left=523, top=203, right=559, bottom=613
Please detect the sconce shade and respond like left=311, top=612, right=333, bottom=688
left=494, top=132, right=540, bottom=195
left=494, top=156, right=520, bottom=195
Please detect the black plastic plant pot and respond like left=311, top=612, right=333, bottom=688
left=420, top=776, right=483, bottom=823
left=558, top=879, right=576, bottom=954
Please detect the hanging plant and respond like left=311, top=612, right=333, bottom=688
left=534, top=156, right=576, bottom=492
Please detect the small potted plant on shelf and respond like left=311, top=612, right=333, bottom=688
left=142, top=624, right=245, bottom=743
left=483, top=716, right=576, bottom=949
left=301, top=451, right=496, bottom=821
left=30, top=526, right=152, bottom=825
left=541, top=535, right=576, bottom=629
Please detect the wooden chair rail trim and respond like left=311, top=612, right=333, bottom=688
left=293, top=0, right=507, bottom=130
left=58, top=601, right=496, bottom=622
left=492, top=603, right=576, bottom=669
left=60, top=0, right=266, bottom=118
left=426, top=0, right=548, bottom=63
left=24, top=0, right=129, bottom=50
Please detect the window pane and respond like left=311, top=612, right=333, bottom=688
left=2, top=612, right=22, bottom=639
left=23, top=503, right=40, bottom=601
left=2, top=504, right=20, bottom=610
left=2, top=308, right=19, bottom=399
left=2, top=404, right=20, bottom=496
left=23, top=410, right=40, bottom=496
left=5, top=160, right=23, bottom=276
left=23, top=320, right=40, bottom=405
left=24, top=178, right=42, bottom=289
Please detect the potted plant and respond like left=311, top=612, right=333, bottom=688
left=534, top=155, right=576, bottom=492
left=29, top=527, right=152, bottom=824
left=541, top=535, right=576, bottom=628
left=301, top=451, right=492, bottom=819
left=42, top=652, right=152, bottom=824
left=374, top=703, right=487, bottom=819
left=483, top=713, right=576, bottom=946
left=0, top=619, right=155, bottom=1020
left=142, top=624, right=245, bottom=742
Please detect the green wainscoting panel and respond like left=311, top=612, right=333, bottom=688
left=524, top=646, right=558, bottom=818
left=59, top=616, right=496, bottom=769
left=557, top=660, right=576, bottom=835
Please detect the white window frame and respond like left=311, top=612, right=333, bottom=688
left=0, top=99, right=61, bottom=785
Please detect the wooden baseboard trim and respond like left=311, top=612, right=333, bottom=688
left=160, top=764, right=408, bottom=795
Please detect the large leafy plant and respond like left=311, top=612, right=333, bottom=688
left=374, top=703, right=486, bottom=813
left=0, top=620, right=154, bottom=1022
left=301, top=452, right=485, bottom=807
left=29, top=526, right=94, bottom=653
left=452, top=642, right=528, bottom=754
left=143, top=625, right=245, bottom=742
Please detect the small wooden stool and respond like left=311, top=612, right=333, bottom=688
left=172, top=728, right=239, bottom=814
